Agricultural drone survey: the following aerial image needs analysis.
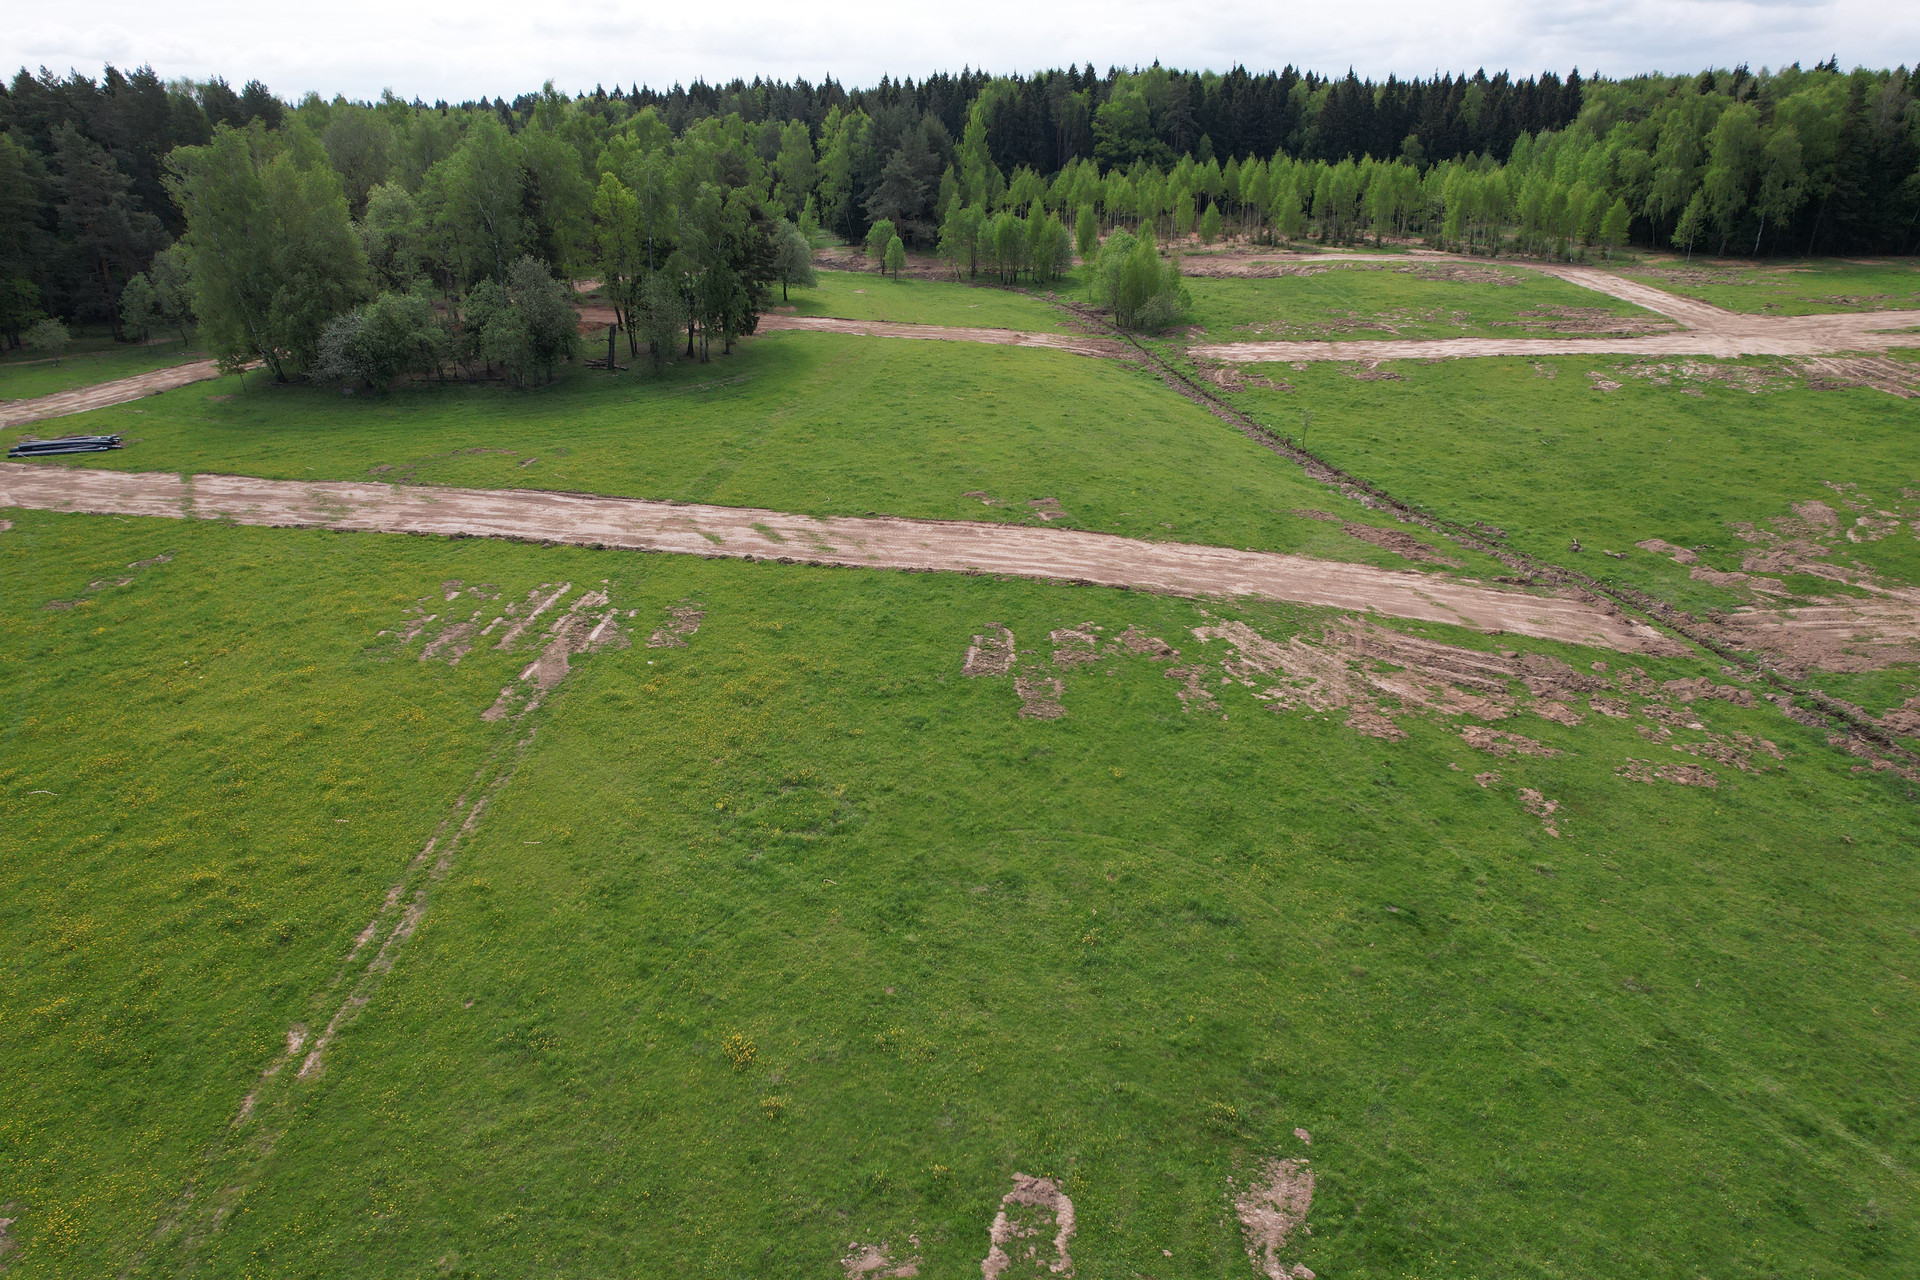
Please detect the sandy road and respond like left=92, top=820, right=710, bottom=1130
left=1, top=359, right=229, bottom=428
left=1, top=462, right=1681, bottom=654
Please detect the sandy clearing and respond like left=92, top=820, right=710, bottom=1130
left=757, top=313, right=1128, bottom=357
left=0, top=462, right=1679, bottom=654
left=1, top=359, right=228, bottom=427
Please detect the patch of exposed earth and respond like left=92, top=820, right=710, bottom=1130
left=961, top=612, right=1781, bottom=814
left=980, top=1173, right=1075, bottom=1279
left=1231, top=1152, right=1316, bottom=1280
left=1636, top=486, right=1920, bottom=676
left=0, top=463, right=1679, bottom=654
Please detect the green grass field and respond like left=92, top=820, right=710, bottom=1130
left=6, top=507, right=1917, bottom=1277
left=16, top=332, right=1494, bottom=576
left=0, top=336, right=203, bottom=401
left=1221, top=352, right=1920, bottom=607
left=782, top=270, right=1078, bottom=333
left=1179, top=263, right=1667, bottom=340
left=8, top=257, right=1920, bottom=1278
left=1620, top=258, right=1920, bottom=315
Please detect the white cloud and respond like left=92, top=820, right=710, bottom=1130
left=4, top=0, right=1911, bottom=102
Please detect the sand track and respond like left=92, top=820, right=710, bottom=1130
left=756, top=313, right=1128, bottom=357
left=0, top=462, right=1680, bottom=653
left=1, top=359, right=227, bottom=427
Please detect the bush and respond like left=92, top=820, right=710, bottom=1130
left=1091, top=229, right=1190, bottom=331
left=24, top=317, right=69, bottom=362
left=459, top=258, right=581, bottom=387
left=864, top=218, right=896, bottom=263
left=883, top=235, right=905, bottom=278
left=312, top=291, right=449, bottom=390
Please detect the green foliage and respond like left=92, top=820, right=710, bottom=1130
left=864, top=218, right=897, bottom=264
left=1091, top=229, right=1189, bottom=331
left=883, top=235, right=906, bottom=278
left=1075, top=204, right=1098, bottom=260
left=311, top=290, right=449, bottom=390
left=23, top=317, right=70, bottom=361
left=165, top=122, right=370, bottom=379
left=772, top=219, right=817, bottom=301
left=457, top=257, right=580, bottom=387
left=1198, top=201, right=1222, bottom=244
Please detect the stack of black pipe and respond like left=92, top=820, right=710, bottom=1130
left=8, top=435, right=123, bottom=458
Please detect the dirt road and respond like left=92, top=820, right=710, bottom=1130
left=1, top=360, right=229, bottom=428
left=756, top=314, right=1129, bottom=357
left=0, top=462, right=1681, bottom=654
left=1191, top=310, right=1920, bottom=364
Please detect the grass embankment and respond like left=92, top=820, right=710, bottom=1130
left=1180, top=263, right=1665, bottom=340
left=1621, top=258, right=1920, bottom=315
left=782, top=270, right=1078, bottom=333
left=0, top=336, right=203, bottom=401
left=3, top=509, right=1917, bottom=1277
left=17, top=331, right=1494, bottom=576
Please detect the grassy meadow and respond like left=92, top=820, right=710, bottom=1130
left=1621, top=258, right=1920, bottom=315
left=780, top=269, right=1078, bottom=332
left=4, top=507, right=1918, bottom=1278
left=13, top=331, right=1497, bottom=577
left=1179, top=263, right=1667, bottom=340
left=0, top=335, right=203, bottom=402
left=1219, top=351, right=1920, bottom=609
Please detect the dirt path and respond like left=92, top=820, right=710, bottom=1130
left=0, top=462, right=1680, bottom=654
left=1190, top=311, right=1920, bottom=364
left=1, top=359, right=229, bottom=428
left=757, top=313, right=1129, bottom=357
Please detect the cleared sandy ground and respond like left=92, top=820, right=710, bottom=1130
left=1, top=360, right=227, bottom=428
left=0, top=462, right=1681, bottom=654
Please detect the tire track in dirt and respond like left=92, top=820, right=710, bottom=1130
left=0, top=462, right=1678, bottom=654
left=1, top=360, right=229, bottom=428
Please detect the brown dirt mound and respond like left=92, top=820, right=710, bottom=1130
left=982, top=1173, right=1075, bottom=1279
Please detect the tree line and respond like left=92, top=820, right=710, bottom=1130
left=1, top=59, right=1915, bottom=359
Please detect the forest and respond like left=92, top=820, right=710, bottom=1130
left=1, top=59, right=1916, bottom=374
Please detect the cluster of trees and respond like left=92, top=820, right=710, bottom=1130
left=2, top=59, right=1915, bottom=357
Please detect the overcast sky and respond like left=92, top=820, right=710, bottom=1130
left=7, top=0, right=1911, bottom=103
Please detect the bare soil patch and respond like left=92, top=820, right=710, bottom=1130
left=646, top=601, right=706, bottom=649
left=1799, top=356, right=1920, bottom=398
left=1518, top=787, right=1562, bottom=836
left=842, top=1241, right=920, bottom=1278
left=981, top=1173, right=1075, bottom=1279
left=1015, top=675, right=1066, bottom=720
left=1461, top=726, right=1561, bottom=757
left=963, top=626, right=1017, bottom=676
left=1617, top=759, right=1719, bottom=788
left=1231, top=1157, right=1316, bottom=1280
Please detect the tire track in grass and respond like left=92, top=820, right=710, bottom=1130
left=120, top=589, right=636, bottom=1277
